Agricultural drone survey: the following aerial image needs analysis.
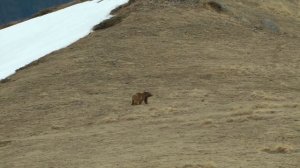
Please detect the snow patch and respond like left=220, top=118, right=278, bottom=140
left=0, top=0, right=128, bottom=80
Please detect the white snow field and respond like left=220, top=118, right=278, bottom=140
left=0, top=0, right=128, bottom=80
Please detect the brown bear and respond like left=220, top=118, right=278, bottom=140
left=131, top=91, right=153, bottom=105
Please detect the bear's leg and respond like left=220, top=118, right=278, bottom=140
left=139, top=99, right=143, bottom=104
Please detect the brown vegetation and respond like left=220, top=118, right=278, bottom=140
left=262, top=145, right=294, bottom=154
left=0, top=78, right=11, bottom=84
left=204, top=1, right=226, bottom=12
left=93, top=0, right=135, bottom=31
left=0, top=141, right=12, bottom=147
left=92, top=16, right=123, bottom=31
left=0, top=0, right=299, bottom=167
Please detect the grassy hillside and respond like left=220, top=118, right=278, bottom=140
left=0, top=0, right=299, bottom=167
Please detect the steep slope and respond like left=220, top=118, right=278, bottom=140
left=0, top=0, right=129, bottom=80
left=0, top=0, right=299, bottom=168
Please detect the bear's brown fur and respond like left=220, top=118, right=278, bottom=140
left=131, top=91, right=153, bottom=105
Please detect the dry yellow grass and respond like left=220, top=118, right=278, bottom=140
left=262, top=144, right=294, bottom=154
left=0, top=0, right=299, bottom=168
